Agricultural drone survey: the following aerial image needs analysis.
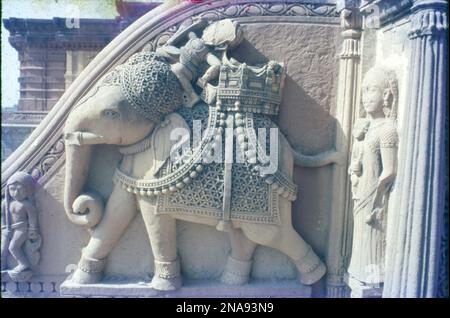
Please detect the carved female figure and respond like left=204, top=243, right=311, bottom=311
left=347, top=66, right=399, bottom=296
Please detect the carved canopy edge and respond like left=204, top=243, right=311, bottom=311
left=1, top=0, right=339, bottom=191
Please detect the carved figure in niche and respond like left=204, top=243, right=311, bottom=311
left=347, top=66, right=399, bottom=297
left=157, top=18, right=243, bottom=107
left=1, top=171, right=41, bottom=282
left=63, top=20, right=342, bottom=291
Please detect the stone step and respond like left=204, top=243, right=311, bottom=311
left=60, top=276, right=311, bottom=298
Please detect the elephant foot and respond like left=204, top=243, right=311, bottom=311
left=70, top=254, right=106, bottom=285
left=150, top=259, right=181, bottom=291
left=295, top=247, right=327, bottom=285
left=150, top=275, right=182, bottom=291
left=220, top=256, right=252, bottom=285
left=71, top=268, right=102, bottom=284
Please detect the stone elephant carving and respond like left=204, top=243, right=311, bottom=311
left=63, top=49, right=341, bottom=291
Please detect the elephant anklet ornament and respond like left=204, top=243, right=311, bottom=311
left=63, top=19, right=329, bottom=291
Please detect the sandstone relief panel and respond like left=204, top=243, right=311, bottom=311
left=1, top=0, right=446, bottom=299
left=58, top=19, right=345, bottom=296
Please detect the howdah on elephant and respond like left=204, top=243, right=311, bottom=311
left=63, top=20, right=336, bottom=291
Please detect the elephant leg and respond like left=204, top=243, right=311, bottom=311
left=220, top=228, right=256, bottom=285
left=139, top=198, right=180, bottom=291
left=240, top=220, right=326, bottom=286
left=71, top=184, right=137, bottom=284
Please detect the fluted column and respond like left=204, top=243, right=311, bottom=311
left=325, top=3, right=362, bottom=298
left=383, top=0, right=448, bottom=298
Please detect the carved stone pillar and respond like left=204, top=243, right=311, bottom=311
left=326, top=1, right=362, bottom=298
left=383, top=0, right=448, bottom=298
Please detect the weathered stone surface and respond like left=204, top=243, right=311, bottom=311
left=232, top=22, right=339, bottom=260
left=233, top=23, right=338, bottom=151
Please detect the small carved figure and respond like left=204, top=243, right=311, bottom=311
left=347, top=66, right=399, bottom=297
left=348, top=118, right=370, bottom=199
left=157, top=18, right=243, bottom=107
left=1, top=171, right=41, bottom=282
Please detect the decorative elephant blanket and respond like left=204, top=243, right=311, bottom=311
left=113, top=57, right=298, bottom=225
left=114, top=103, right=297, bottom=225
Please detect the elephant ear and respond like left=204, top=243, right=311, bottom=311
left=150, top=113, right=190, bottom=177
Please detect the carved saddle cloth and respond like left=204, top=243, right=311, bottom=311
left=113, top=103, right=297, bottom=225
left=113, top=58, right=297, bottom=225
left=163, top=104, right=296, bottom=224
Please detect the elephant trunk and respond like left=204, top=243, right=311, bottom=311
left=64, top=117, right=103, bottom=228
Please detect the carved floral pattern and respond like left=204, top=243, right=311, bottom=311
left=144, top=2, right=338, bottom=52
left=29, top=137, right=65, bottom=181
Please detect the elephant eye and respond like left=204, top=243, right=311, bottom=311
left=102, top=109, right=120, bottom=119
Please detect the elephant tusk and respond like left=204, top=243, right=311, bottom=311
left=65, top=132, right=104, bottom=146
left=65, top=132, right=82, bottom=146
